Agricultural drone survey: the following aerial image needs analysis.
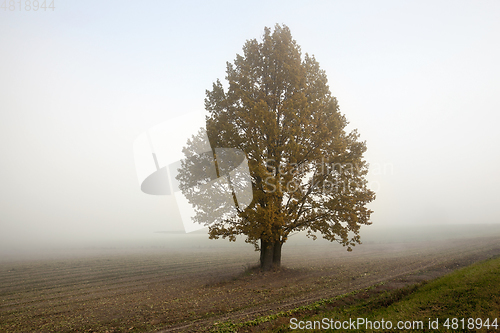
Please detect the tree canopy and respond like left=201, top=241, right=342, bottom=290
left=177, top=24, right=375, bottom=270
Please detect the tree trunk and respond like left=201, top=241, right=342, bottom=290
left=260, top=239, right=282, bottom=271
left=273, top=241, right=282, bottom=267
left=260, top=239, right=274, bottom=271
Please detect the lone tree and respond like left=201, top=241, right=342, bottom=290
left=178, top=24, right=375, bottom=271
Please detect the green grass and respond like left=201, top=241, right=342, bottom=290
left=215, top=256, right=500, bottom=332
left=372, top=258, right=500, bottom=326
left=347, top=258, right=499, bottom=332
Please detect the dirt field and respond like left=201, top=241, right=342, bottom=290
left=1, top=233, right=500, bottom=332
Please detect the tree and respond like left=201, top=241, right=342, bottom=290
left=177, top=24, right=375, bottom=271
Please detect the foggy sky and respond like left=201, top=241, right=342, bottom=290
left=1, top=0, right=500, bottom=253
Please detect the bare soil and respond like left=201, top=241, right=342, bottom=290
left=1, top=236, right=500, bottom=332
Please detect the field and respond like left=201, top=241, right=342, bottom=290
left=1, top=226, right=500, bottom=332
left=251, top=254, right=500, bottom=332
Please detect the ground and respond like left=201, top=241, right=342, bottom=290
left=1, top=234, right=500, bottom=332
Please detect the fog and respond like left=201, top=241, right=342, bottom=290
left=1, top=1, right=500, bottom=260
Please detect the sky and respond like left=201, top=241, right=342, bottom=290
left=1, top=0, right=500, bottom=252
